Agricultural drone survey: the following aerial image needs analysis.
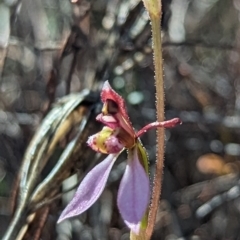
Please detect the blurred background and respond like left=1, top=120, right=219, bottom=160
left=1, top=0, right=240, bottom=239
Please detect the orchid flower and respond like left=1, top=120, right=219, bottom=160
left=58, top=81, right=181, bottom=234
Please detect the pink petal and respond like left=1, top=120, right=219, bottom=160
left=117, top=147, right=150, bottom=233
left=101, top=81, right=133, bottom=128
left=115, top=112, right=136, bottom=137
left=87, top=128, right=124, bottom=154
left=136, top=118, right=182, bottom=137
left=100, top=81, right=136, bottom=138
left=87, top=133, right=102, bottom=153
left=105, top=136, right=124, bottom=153
left=58, top=154, right=119, bottom=223
left=96, top=113, right=119, bottom=129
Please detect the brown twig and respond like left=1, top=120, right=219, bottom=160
left=33, top=207, right=50, bottom=240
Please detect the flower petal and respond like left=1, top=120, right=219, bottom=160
left=58, top=154, right=119, bottom=223
left=96, top=113, right=119, bottom=129
left=117, top=147, right=150, bottom=233
left=87, top=127, right=124, bottom=154
left=101, top=81, right=129, bottom=122
left=98, top=82, right=136, bottom=141
left=96, top=113, right=136, bottom=148
left=136, top=118, right=182, bottom=137
left=105, top=135, right=124, bottom=153
left=87, top=133, right=103, bottom=153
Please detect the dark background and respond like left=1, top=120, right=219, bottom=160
left=1, top=0, right=240, bottom=239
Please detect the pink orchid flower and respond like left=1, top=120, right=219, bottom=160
left=58, top=81, right=181, bottom=234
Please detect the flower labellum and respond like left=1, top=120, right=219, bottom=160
left=58, top=81, right=181, bottom=234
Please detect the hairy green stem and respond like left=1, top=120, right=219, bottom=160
left=130, top=1, right=164, bottom=239
left=146, top=12, right=164, bottom=239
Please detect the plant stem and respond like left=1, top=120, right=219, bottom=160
left=130, top=0, right=164, bottom=239
left=130, top=229, right=147, bottom=240
left=146, top=6, right=165, bottom=240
